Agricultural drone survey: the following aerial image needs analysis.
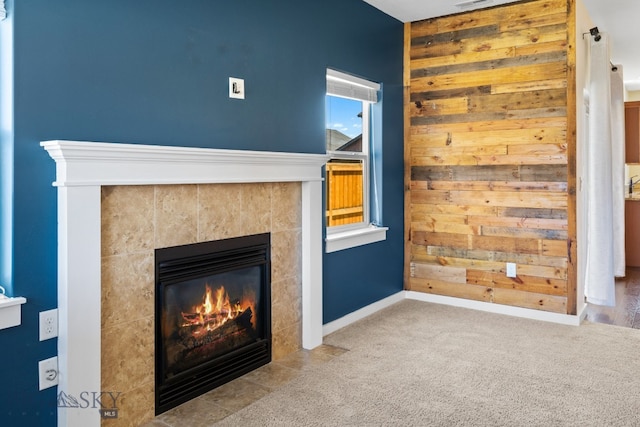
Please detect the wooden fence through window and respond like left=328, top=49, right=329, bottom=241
left=326, top=160, right=364, bottom=226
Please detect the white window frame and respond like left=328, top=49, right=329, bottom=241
left=325, top=69, right=387, bottom=253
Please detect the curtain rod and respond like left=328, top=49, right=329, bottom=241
left=583, top=27, right=618, bottom=71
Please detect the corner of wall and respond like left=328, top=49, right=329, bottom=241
left=0, top=0, right=13, bottom=293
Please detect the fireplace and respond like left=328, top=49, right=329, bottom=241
left=41, top=140, right=327, bottom=427
left=155, top=233, right=271, bottom=414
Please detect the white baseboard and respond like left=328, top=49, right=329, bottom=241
left=405, top=291, right=583, bottom=326
left=322, top=291, right=405, bottom=337
left=322, top=290, right=585, bottom=338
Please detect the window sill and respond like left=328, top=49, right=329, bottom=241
left=0, top=296, right=27, bottom=330
left=325, top=225, right=388, bottom=253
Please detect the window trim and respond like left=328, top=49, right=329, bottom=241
left=325, top=69, right=387, bottom=252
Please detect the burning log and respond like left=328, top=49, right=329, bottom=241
left=178, top=307, right=254, bottom=352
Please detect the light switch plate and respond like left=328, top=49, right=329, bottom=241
left=229, top=77, right=245, bottom=99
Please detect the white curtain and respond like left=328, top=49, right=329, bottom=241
left=611, top=65, right=626, bottom=277
left=584, top=33, right=623, bottom=306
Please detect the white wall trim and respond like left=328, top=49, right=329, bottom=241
left=41, top=140, right=329, bottom=427
left=323, top=290, right=584, bottom=338
left=405, top=291, right=583, bottom=326
left=322, top=291, right=405, bottom=336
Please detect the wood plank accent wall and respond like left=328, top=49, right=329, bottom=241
left=404, top=0, right=577, bottom=314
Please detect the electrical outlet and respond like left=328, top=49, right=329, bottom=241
left=506, top=262, right=517, bottom=278
left=38, top=356, right=59, bottom=390
left=39, top=309, right=58, bottom=341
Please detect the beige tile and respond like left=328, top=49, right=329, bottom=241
left=101, top=382, right=154, bottom=427
left=272, top=295, right=301, bottom=334
left=241, top=362, right=300, bottom=391
left=271, top=230, right=301, bottom=283
left=272, top=345, right=339, bottom=370
left=139, top=421, right=170, bottom=427
left=101, top=252, right=154, bottom=328
left=198, top=184, right=244, bottom=241
left=155, top=185, right=198, bottom=248
left=201, top=377, right=271, bottom=413
left=271, top=275, right=302, bottom=309
left=272, top=322, right=302, bottom=360
left=102, top=316, right=154, bottom=393
left=102, top=186, right=155, bottom=256
left=156, top=392, right=231, bottom=427
left=271, top=182, right=301, bottom=232
left=240, top=183, right=272, bottom=235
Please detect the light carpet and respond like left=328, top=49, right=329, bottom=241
left=214, top=300, right=640, bottom=426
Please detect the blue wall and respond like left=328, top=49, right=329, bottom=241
left=0, top=1, right=403, bottom=425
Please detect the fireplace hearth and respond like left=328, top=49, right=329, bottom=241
left=155, top=233, right=271, bottom=414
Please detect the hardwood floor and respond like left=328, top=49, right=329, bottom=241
left=584, top=267, right=640, bottom=328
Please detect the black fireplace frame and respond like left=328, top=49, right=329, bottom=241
left=154, top=233, right=271, bottom=414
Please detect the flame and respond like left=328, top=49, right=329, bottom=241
left=181, top=283, right=255, bottom=331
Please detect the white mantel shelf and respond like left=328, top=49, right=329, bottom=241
left=41, top=140, right=329, bottom=427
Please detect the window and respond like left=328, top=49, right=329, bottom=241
left=325, top=69, right=387, bottom=252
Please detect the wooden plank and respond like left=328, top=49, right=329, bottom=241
left=491, top=78, right=567, bottom=95
left=434, top=0, right=568, bottom=34
left=412, top=153, right=566, bottom=167
left=450, top=165, right=521, bottom=181
left=501, top=12, right=568, bottom=32
left=409, top=277, right=493, bottom=302
left=411, top=107, right=567, bottom=126
left=423, top=245, right=568, bottom=268
left=412, top=27, right=567, bottom=61
left=508, top=143, right=567, bottom=156
left=411, top=202, right=499, bottom=217
left=411, top=24, right=500, bottom=48
left=411, top=51, right=567, bottom=79
left=410, top=262, right=467, bottom=283
left=411, top=145, right=508, bottom=158
left=412, top=231, right=469, bottom=249
left=410, top=97, right=469, bottom=117
left=519, top=164, right=567, bottom=182
left=541, top=239, right=567, bottom=257
left=411, top=48, right=516, bottom=71
left=498, top=207, right=567, bottom=220
left=466, top=269, right=567, bottom=296
left=411, top=189, right=451, bottom=204
left=411, top=117, right=567, bottom=135
left=492, top=287, right=567, bottom=313
left=480, top=226, right=567, bottom=240
left=471, top=235, right=540, bottom=254
left=467, top=215, right=567, bottom=231
left=412, top=252, right=567, bottom=280
left=410, top=127, right=567, bottom=148
left=411, top=220, right=480, bottom=235
left=565, top=0, right=578, bottom=315
left=410, top=62, right=567, bottom=93
left=450, top=190, right=567, bottom=209
left=467, top=89, right=567, bottom=114
left=404, top=22, right=413, bottom=290
left=417, top=180, right=568, bottom=193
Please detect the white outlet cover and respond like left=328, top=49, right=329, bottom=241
left=39, top=356, right=59, bottom=390
left=39, top=308, right=58, bottom=341
left=506, top=262, right=517, bottom=278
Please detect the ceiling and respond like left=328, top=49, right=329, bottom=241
left=362, top=0, right=640, bottom=91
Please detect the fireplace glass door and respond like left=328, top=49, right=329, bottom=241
left=155, top=233, right=271, bottom=414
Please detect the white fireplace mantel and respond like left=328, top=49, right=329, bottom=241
left=41, top=140, right=329, bottom=427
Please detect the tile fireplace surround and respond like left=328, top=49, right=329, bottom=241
left=41, top=140, right=329, bottom=427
